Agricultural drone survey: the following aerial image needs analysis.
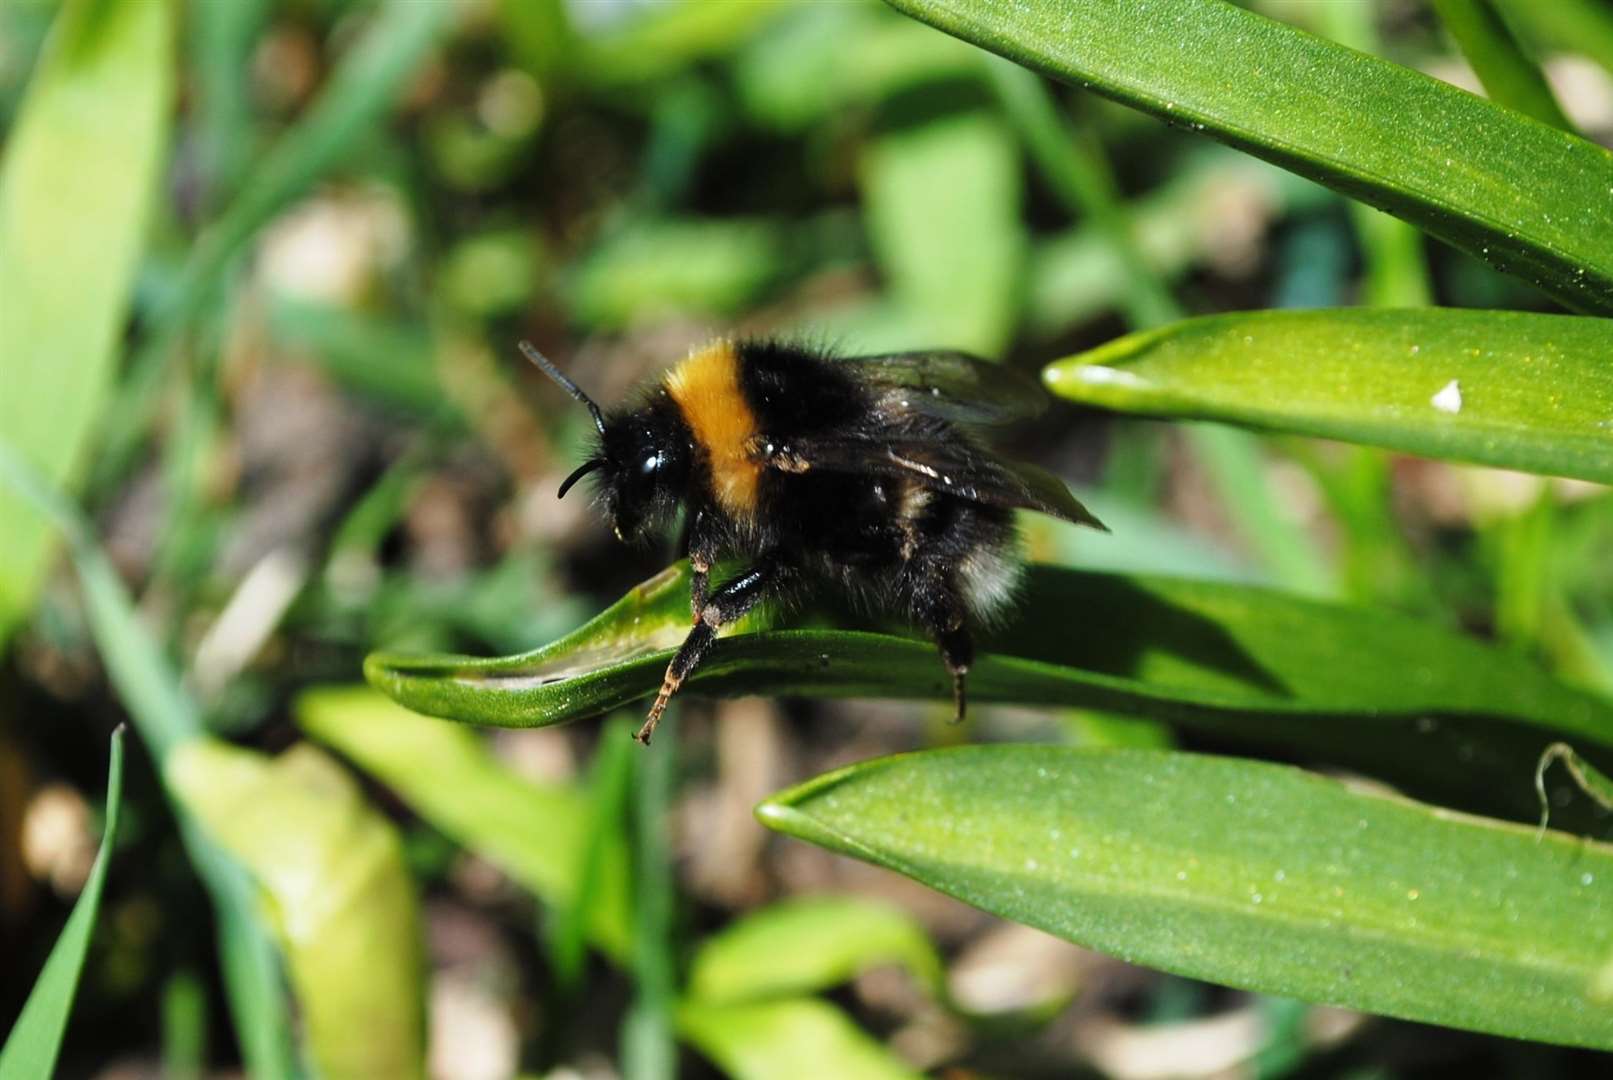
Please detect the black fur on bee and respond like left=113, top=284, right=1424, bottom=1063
left=522, top=339, right=1106, bottom=744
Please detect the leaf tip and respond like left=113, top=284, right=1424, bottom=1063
left=753, top=798, right=795, bottom=829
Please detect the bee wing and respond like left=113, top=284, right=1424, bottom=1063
left=764, top=435, right=1107, bottom=530
left=839, top=351, right=1051, bottom=428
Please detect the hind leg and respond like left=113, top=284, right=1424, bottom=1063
left=913, top=572, right=973, bottom=723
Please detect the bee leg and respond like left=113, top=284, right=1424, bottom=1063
left=937, top=622, right=974, bottom=724
left=915, top=577, right=973, bottom=723
left=689, top=555, right=711, bottom=624
left=682, top=508, right=715, bottom=623
left=636, top=556, right=789, bottom=744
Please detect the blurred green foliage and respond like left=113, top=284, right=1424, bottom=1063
left=3, top=0, right=1612, bottom=1075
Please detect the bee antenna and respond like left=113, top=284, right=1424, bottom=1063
left=520, top=341, right=606, bottom=436
left=557, top=459, right=604, bottom=499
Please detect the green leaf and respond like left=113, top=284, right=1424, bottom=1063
left=678, top=998, right=921, bottom=1080
left=0, top=0, right=173, bottom=640
left=688, top=895, right=945, bottom=1005
left=756, top=745, right=1613, bottom=1048
left=169, top=740, right=426, bottom=1080
left=365, top=562, right=1613, bottom=816
left=297, top=686, right=633, bottom=960
left=1044, top=309, right=1613, bottom=485
left=0, top=728, right=124, bottom=1080
left=881, top=0, right=1613, bottom=315
left=0, top=441, right=296, bottom=1078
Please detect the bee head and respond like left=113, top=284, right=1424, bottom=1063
left=523, top=342, right=689, bottom=543
left=593, top=408, right=690, bottom=542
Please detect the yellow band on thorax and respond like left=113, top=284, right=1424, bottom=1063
left=665, top=341, right=761, bottom=518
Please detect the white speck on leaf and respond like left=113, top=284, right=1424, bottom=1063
left=1431, top=380, right=1462, bottom=414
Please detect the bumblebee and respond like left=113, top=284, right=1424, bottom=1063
left=522, top=338, right=1106, bottom=743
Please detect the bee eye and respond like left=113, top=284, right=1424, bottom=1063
left=640, top=452, right=662, bottom=475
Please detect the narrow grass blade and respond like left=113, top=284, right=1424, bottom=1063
left=297, top=687, right=633, bottom=959
left=985, top=64, right=1332, bottom=596
left=93, top=0, right=451, bottom=493
left=1314, top=2, right=1434, bottom=309
left=188, top=0, right=271, bottom=209
left=169, top=741, right=426, bottom=1080
left=1494, top=0, right=1613, bottom=83
left=364, top=561, right=1613, bottom=817
left=678, top=998, right=921, bottom=1080
left=1431, top=0, right=1573, bottom=131
left=984, top=59, right=1176, bottom=329
left=624, top=710, right=680, bottom=1080
left=1045, top=309, right=1613, bottom=484
left=0, top=728, right=124, bottom=1080
left=0, top=443, right=296, bottom=1077
left=549, top=715, right=636, bottom=988
left=0, top=0, right=172, bottom=640
left=882, top=0, right=1613, bottom=315
left=757, top=746, right=1613, bottom=1048
left=1538, top=742, right=1613, bottom=834
left=688, top=896, right=945, bottom=1005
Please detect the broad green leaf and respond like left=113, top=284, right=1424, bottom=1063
left=0, top=442, right=295, bottom=1078
left=882, top=0, right=1613, bottom=315
left=757, top=746, right=1613, bottom=1048
left=297, top=686, right=632, bottom=959
left=0, top=0, right=172, bottom=641
left=688, top=896, right=945, bottom=1005
left=1045, top=309, right=1613, bottom=485
left=169, top=740, right=426, bottom=1080
left=365, top=562, right=1613, bottom=817
left=1430, top=0, right=1572, bottom=132
left=679, top=998, right=921, bottom=1080
left=0, top=728, right=124, bottom=1080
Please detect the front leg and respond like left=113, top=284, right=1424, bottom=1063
left=637, top=554, right=792, bottom=744
left=685, top=507, right=718, bottom=624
